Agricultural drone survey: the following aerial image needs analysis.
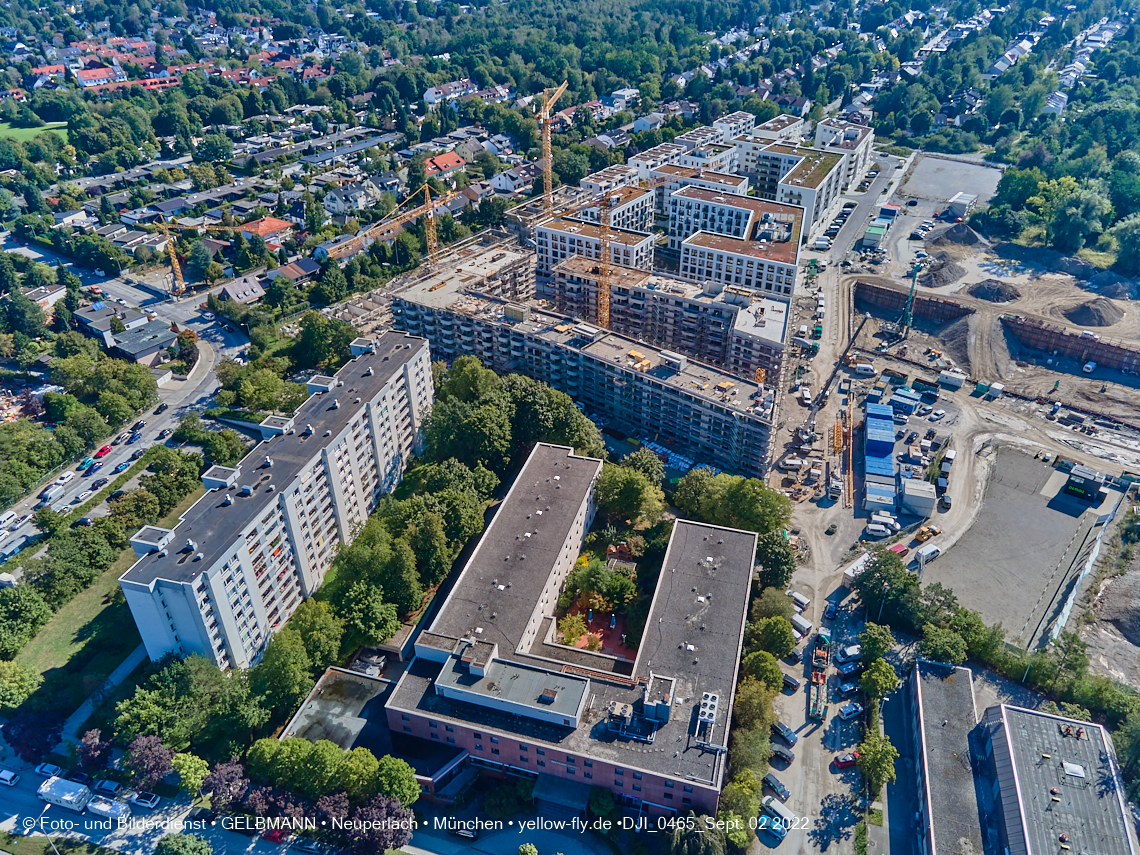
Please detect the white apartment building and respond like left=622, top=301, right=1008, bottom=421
left=580, top=163, right=640, bottom=194
left=814, top=119, right=875, bottom=190
left=574, top=186, right=654, bottom=233
left=743, top=113, right=805, bottom=144
left=627, top=142, right=687, bottom=179
left=650, top=165, right=749, bottom=215
left=713, top=110, right=758, bottom=139
left=733, top=141, right=845, bottom=236
left=119, top=332, right=433, bottom=670
left=679, top=228, right=799, bottom=298
left=666, top=185, right=797, bottom=248
left=675, top=125, right=729, bottom=149
left=678, top=143, right=737, bottom=174
left=535, top=217, right=655, bottom=280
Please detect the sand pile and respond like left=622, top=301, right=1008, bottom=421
left=919, top=252, right=966, bottom=288
left=1064, top=297, right=1124, bottom=327
left=1100, top=281, right=1135, bottom=300
left=968, top=279, right=1021, bottom=303
left=931, top=223, right=987, bottom=248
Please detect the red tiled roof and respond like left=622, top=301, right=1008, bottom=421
left=240, top=217, right=292, bottom=237
left=425, top=152, right=465, bottom=175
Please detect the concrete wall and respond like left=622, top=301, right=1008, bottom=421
left=1000, top=315, right=1140, bottom=374
left=854, top=281, right=975, bottom=323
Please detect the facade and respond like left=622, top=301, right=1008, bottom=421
left=580, top=164, right=640, bottom=194
left=649, top=165, right=749, bottom=216
left=814, top=119, right=875, bottom=190
left=743, top=114, right=804, bottom=143
left=535, top=217, right=655, bottom=280
left=390, top=267, right=776, bottom=475
left=734, top=141, right=845, bottom=236
left=627, top=143, right=687, bottom=179
left=712, top=110, right=757, bottom=139
left=549, top=257, right=788, bottom=382
left=574, top=186, right=653, bottom=234
left=119, top=332, right=433, bottom=669
left=388, top=451, right=755, bottom=815
left=110, top=319, right=178, bottom=366
left=677, top=144, right=737, bottom=174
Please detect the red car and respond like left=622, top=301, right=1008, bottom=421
left=262, top=829, right=290, bottom=844
left=834, top=751, right=860, bottom=770
left=94, top=444, right=114, bottom=458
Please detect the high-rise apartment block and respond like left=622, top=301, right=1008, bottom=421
left=814, top=119, right=876, bottom=190
left=119, top=332, right=433, bottom=669
left=535, top=217, right=655, bottom=281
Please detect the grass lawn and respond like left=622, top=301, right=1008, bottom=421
left=0, top=121, right=68, bottom=143
left=1077, top=247, right=1115, bottom=269
left=0, top=832, right=118, bottom=855
left=16, top=486, right=206, bottom=718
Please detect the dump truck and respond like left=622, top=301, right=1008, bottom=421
left=915, top=524, right=943, bottom=543
left=809, top=628, right=832, bottom=721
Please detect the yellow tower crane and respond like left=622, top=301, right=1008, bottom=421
left=539, top=81, right=569, bottom=219
left=156, top=216, right=186, bottom=296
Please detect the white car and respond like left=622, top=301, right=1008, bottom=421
left=56, top=471, right=75, bottom=485
left=34, top=763, right=63, bottom=777
left=131, top=791, right=161, bottom=808
left=836, top=644, right=862, bottom=663
left=202, top=311, right=215, bottom=321
left=930, top=409, right=947, bottom=421
left=73, top=490, right=93, bottom=504
left=15, top=513, right=32, bottom=528
left=0, top=769, right=19, bottom=786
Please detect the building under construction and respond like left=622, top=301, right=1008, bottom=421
left=386, top=238, right=778, bottom=475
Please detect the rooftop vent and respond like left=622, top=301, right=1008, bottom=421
left=539, top=687, right=559, bottom=704
left=365, top=366, right=374, bottom=376
left=241, top=485, right=253, bottom=496
left=324, top=430, right=332, bottom=437
left=304, top=424, right=313, bottom=435
left=185, top=539, right=197, bottom=551
left=331, top=399, right=340, bottom=409
left=263, top=456, right=272, bottom=468
left=223, top=494, right=233, bottom=506
left=194, top=552, right=204, bottom=561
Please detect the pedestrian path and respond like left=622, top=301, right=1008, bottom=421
left=57, top=643, right=147, bottom=747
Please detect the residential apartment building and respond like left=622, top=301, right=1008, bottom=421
left=119, top=332, right=433, bottom=670
left=744, top=113, right=805, bottom=144
left=675, top=125, right=729, bottom=149
left=627, top=143, right=687, bottom=180
left=390, top=263, right=777, bottom=475
left=580, top=164, right=640, bottom=194
left=712, top=110, right=757, bottom=139
left=649, top=165, right=749, bottom=215
left=814, top=119, right=875, bottom=190
left=550, top=257, right=788, bottom=382
left=574, top=186, right=654, bottom=234
left=535, top=217, right=655, bottom=282
left=390, top=477, right=755, bottom=815
left=677, top=143, right=737, bottom=174
left=733, top=140, right=845, bottom=236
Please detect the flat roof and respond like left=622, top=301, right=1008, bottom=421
left=120, top=331, right=426, bottom=588
left=653, top=164, right=748, bottom=187
left=281, top=667, right=396, bottom=757
left=390, top=243, right=532, bottom=309
left=755, top=114, right=803, bottom=131
left=390, top=519, right=754, bottom=785
left=771, top=146, right=844, bottom=189
left=915, top=661, right=984, bottom=855
left=539, top=217, right=655, bottom=245
left=683, top=229, right=800, bottom=266
left=427, top=443, right=604, bottom=652
left=994, top=704, right=1138, bottom=855
left=435, top=654, right=589, bottom=718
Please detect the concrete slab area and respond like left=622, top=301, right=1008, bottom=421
left=919, top=446, right=1109, bottom=648
left=899, top=156, right=1002, bottom=204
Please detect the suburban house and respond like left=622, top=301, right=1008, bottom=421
left=267, top=258, right=321, bottom=286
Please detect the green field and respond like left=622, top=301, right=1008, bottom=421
left=0, top=832, right=118, bottom=855
left=0, top=120, right=68, bottom=143
left=15, top=485, right=206, bottom=717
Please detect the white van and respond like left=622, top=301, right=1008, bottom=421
left=0, top=511, right=16, bottom=531
left=762, top=795, right=797, bottom=827
left=790, top=613, right=813, bottom=636
left=917, top=543, right=941, bottom=563
left=801, top=389, right=812, bottom=406
left=798, top=324, right=809, bottom=338
left=871, top=513, right=900, bottom=531
left=865, top=523, right=891, bottom=538
left=787, top=591, right=811, bottom=612
left=1083, top=361, right=1097, bottom=373
left=855, top=363, right=876, bottom=376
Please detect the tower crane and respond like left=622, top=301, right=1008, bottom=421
left=539, top=81, right=569, bottom=219
left=365, top=183, right=458, bottom=267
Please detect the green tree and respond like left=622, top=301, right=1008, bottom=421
left=340, top=581, right=400, bottom=645
left=197, top=134, right=234, bottom=163
left=755, top=530, right=796, bottom=590
left=860, top=622, right=895, bottom=661
left=311, top=264, right=348, bottom=305
left=728, top=727, right=771, bottom=777
left=558, top=613, right=588, bottom=645
left=289, top=600, right=345, bottom=673
left=751, top=587, right=793, bottom=622
left=860, top=657, right=898, bottom=700
left=620, top=446, right=664, bottom=483
left=750, top=616, right=796, bottom=658
left=172, top=752, right=210, bottom=797
left=857, top=731, right=899, bottom=796
left=375, top=755, right=418, bottom=806
left=154, top=834, right=213, bottom=855
left=668, top=811, right=727, bottom=855
left=333, top=747, right=380, bottom=801
left=851, top=549, right=918, bottom=626
left=731, top=678, right=777, bottom=732
left=187, top=242, right=214, bottom=281
left=593, top=464, right=663, bottom=524
left=1112, top=213, right=1140, bottom=275
left=0, top=584, right=53, bottom=658
left=741, top=650, right=783, bottom=691
left=204, top=262, right=225, bottom=286
left=519, top=845, right=538, bottom=855
left=0, top=659, right=42, bottom=708
left=919, top=623, right=968, bottom=664
left=250, top=628, right=314, bottom=718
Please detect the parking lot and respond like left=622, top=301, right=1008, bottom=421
left=920, top=446, right=1109, bottom=648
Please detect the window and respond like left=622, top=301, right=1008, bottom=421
left=473, top=733, right=482, bottom=740
left=446, top=737, right=455, bottom=744
left=616, top=769, right=624, bottom=776
left=536, top=748, right=544, bottom=755
left=615, top=779, right=623, bottom=787
left=519, top=745, right=527, bottom=752
left=490, top=736, right=499, bottom=744
left=633, top=784, right=641, bottom=792
left=520, top=755, right=529, bottom=763
left=445, top=725, right=454, bottom=733
left=537, top=760, right=546, bottom=767
left=683, top=798, right=692, bottom=806
left=475, top=744, right=483, bottom=751
left=683, top=786, right=693, bottom=793
left=403, top=726, right=411, bottom=733
left=664, top=792, right=673, bottom=800
left=491, top=748, right=500, bottom=755
left=401, top=714, right=409, bottom=722
left=584, top=760, right=592, bottom=767
left=566, top=756, right=575, bottom=764
left=567, top=767, right=574, bottom=775
left=633, top=773, right=642, bottom=780
left=429, top=721, right=437, bottom=729
left=665, top=781, right=674, bottom=788
left=431, top=733, right=439, bottom=740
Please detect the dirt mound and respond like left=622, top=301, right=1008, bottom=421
left=932, top=223, right=986, bottom=247
left=1063, top=297, right=1124, bottom=327
left=919, top=252, right=966, bottom=288
left=1098, top=569, right=1140, bottom=647
left=935, top=315, right=972, bottom=370
left=968, top=279, right=1021, bottom=303
left=1100, top=281, right=1135, bottom=300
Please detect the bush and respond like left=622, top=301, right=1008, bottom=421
left=483, top=778, right=534, bottom=819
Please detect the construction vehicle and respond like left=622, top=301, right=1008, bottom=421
left=915, top=524, right=943, bottom=543
left=809, top=627, right=831, bottom=721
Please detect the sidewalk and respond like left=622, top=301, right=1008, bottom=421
left=57, top=643, right=147, bottom=747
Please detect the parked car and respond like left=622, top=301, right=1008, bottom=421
left=131, top=792, right=161, bottom=809
left=77, top=518, right=95, bottom=527
left=107, top=490, right=127, bottom=503
left=930, top=409, right=947, bottom=421
left=158, top=428, right=173, bottom=439
left=73, top=490, right=93, bottom=503
left=942, top=495, right=953, bottom=509
left=782, top=673, right=801, bottom=692
left=113, top=462, right=130, bottom=473
left=155, top=403, right=169, bottom=414
left=0, top=770, right=19, bottom=786
left=75, top=460, right=93, bottom=472
left=132, top=421, right=147, bottom=431
left=839, top=702, right=864, bottom=721
left=293, top=840, right=325, bottom=854
left=834, top=751, right=860, bottom=769
left=88, top=462, right=103, bottom=475
left=918, top=405, right=933, bottom=416
left=63, top=769, right=94, bottom=786
left=93, top=779, right=123, bottom=796
left=95, top=445, right=114, bottom=458
left=262, top=828, right=290, bottom=844
left=772, top=720, right=798, bottom=746
left=762, top=772, right=790, bottom=802
left=113, top=432, right=130, bottom=445
left=35, top=763, right=63, bottom=777
left=839, top=682, right=860, bottom=696
left=824, top=601, right=838, bottom=620
left=836, top=644, right=862, bottom=663
left=126, top=433, right=142, bottom=444
left=906, top=431, right=919, bottom=444
left=202, top=312, right=215, bottom=321
left=91, top=478, right=109, bottom=489
left=131, top=448, right=146, bottom=460
left=837, top=660, right=863, bottom=677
